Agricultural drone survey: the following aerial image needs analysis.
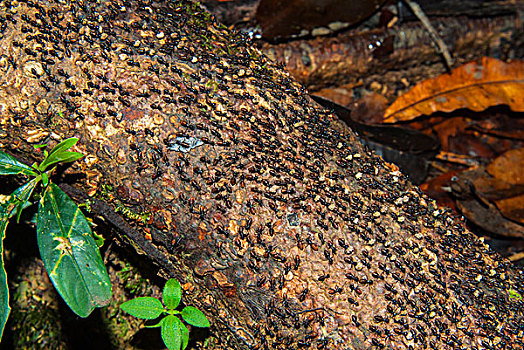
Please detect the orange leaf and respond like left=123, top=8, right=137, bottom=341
left=383, top=57, right=524, bottom=123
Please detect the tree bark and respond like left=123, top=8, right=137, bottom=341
left=0, top=1, right=523, bottom=350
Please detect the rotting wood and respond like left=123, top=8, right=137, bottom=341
left=398, top=0, right=523, bottom=19
left=255, top=0, right=387, bottom=41
left=0, top=1, right=523, bottom=349
left=261, top=15, right=522, bottom=91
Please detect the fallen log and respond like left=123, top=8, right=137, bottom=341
left=260, top=14, right=523, bottom=92
left=0, top=0, right=523, bottom=349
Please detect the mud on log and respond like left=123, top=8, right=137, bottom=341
left=0, top=0, right=523, bottom=349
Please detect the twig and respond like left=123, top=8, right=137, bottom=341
left=403, top=0, right=454, bottom=70
left=434, top=151, right=480, bottom=167
left=508, top=251, right=524, bottom=262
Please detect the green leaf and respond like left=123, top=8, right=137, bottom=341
left=181, top=306, right=210, bottom=328
left=0, top=201, right=13, bottom=341
left=11, top=178, right=39, bottom=223
left=144, top=318, right=165, bottom=328
left=41, top=172, right=49, bottom=187
left=163, top=278, right=182, bottom=310
left=48, top=138, right=79, bottom=157
left=36, top=183, right=111, bottom=318
left=57, top=152, right=84, bottom=163
left=161, top=315, right=183, bottom=350
left=46, top=152, right=84, bottom=167
left=120, top=297, right=164, bottom=320
left=0, top=151, right=36, bottom=176
left=39, top=152, right=84, bottom=172
left=38, top=138, right=83, bottom=171
left=180, top=321, right=189, bottom=350
left=92, top=230, right=104, bottom=248
left=509, top=288, right=523, bottom=301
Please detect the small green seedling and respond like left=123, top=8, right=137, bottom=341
left=121, top=278, right=210, bottom=350
left=0, top=138, right=112, bottom=341
left=509, top=288, right=523, bottom=301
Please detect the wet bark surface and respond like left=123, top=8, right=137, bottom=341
left=0, top=0, right=523, bottom=349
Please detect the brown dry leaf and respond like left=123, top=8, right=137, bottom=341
left=314, top=85, right=355, bottom=107
left=451, top=167, right=524, bottom=238
left=484, top=148, right=524, bottom=225
left=472, top=117, right=524, bottom=141
left=419, top=170, right=459, bottom=211
left=486, top=148, right=524, bottom=186
left=455, top=195, right=524, bottom=238
left=472, top=175, right=524, bottom=201
left=495, top=195, right=524, bottom=225
left=350, top=91, right=389, bottom=124
left=383, top=57, right=524, bottom=123
left=431, top=117, right=471, bottom=150
left=451, top=149, right=524, bottom=236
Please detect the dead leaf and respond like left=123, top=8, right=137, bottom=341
left=419, top=170, right=459, bottom=211
left=383, top=57, right=524, bottom=123
left=350, top=91, right=389, bottom=125
left=451, top=167, right=524, bottom=238
left=431, top=117, right=471, bottom=150
left=455, top=195, right=524, bottom=238
left=486, top=148, right=524, bottom=186
left=483, top=148, right=524, bottom=224
left=471, top=117, right=524, bottom=141
left=314, top=85, right=355, bottom=108
left=472, top=175, right=524, bottom=201
left=450, top=149, right=524, bottom=237
left=508, top=251, right=524, bottom=262
left=495, top=195, right=524, bottom=225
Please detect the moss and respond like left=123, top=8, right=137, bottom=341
left=99, top=252, right=160, bottom=348
left=100, top=251, right=224, bottom=349
left=114, top=201, right=152, bottom=225
left=8, top=259, right=67, bottom=349
left=97, top=184, right=114, bottom=202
